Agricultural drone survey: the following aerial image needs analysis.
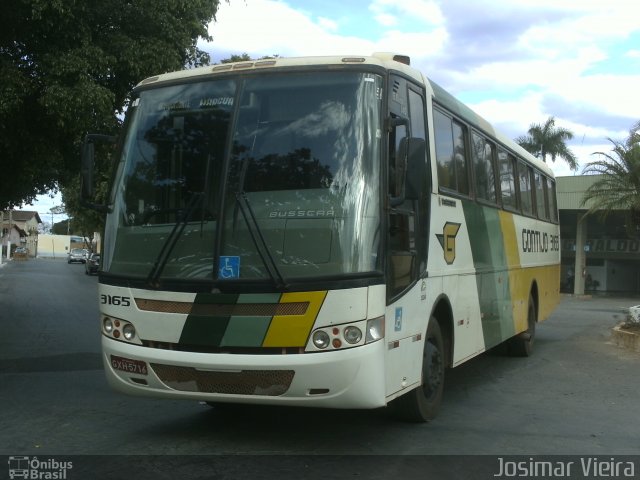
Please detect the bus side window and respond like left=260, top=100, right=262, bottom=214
left=434, top=108, right=469, bottom=195
left=434, top=109, right=455, bottom=191
left=498, top=149, right=517, bottom=210
left=518, top=161, right=534, bottom=216
left=534, top=171, right=550, bottom=220
left=472, top=133, right=497, bottom=203
left=548, top=179, right=558, bottom=222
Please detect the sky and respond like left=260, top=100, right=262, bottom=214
left=22, top=0, right=640, bottom=222
left=202, top=0, right=640, bottom=174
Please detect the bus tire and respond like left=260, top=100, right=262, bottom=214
left=390, top=317, right=445, bottom=422
left=508, top=293, right=536, bottom=357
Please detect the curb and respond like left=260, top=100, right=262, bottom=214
left=611, top=325, right=640, bottom=353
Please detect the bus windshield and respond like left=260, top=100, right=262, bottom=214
left=103, top=71, right=384, bottom=285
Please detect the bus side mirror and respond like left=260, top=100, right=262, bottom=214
left=389, top=117, right=409, bottom=207
left=405, top=137, right=426, bottom=200
left=390, top=136, right=425, bottom=206
left=80, top=134, right=116, bottom=212
left=81, top=140, right=96, bottom=199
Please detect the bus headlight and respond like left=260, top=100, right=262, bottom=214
left=103, top=317, right=114, bottom=334
left=343, top=326, right=363, bottom=344
left=101, top=315, right=142, bottom=345
left=365, top=316, right=385, bottom=343
left=312, top=330, right=330, bottom=349
left=123, top=324, right=136, bottom=341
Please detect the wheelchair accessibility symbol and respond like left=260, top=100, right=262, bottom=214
left=218, top=256, right=240, bottom=279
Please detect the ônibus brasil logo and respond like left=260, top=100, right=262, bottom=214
left=8, top=456, right=72, bottom=479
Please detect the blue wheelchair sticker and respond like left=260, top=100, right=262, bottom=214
left=218, top=256, right=240, bottom=279
left=395, top=307, right=403, bottom=332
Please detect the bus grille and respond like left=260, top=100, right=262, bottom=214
left=135, top=299, right=308, bottom=316
left=150, top=363, right=295, bottom=396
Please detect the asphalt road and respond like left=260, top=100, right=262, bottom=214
left=1, top=258, right=639, bottom=477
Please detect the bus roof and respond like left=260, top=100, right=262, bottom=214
left=136, top=52, right=424, bottom=88
left=136, top=53, right=553, bottom=178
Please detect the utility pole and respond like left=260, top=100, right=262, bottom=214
left=7, top=209, right=12, bottom=260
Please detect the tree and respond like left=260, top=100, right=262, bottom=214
left=580, top=123, right=640, bottom=235
left=220, top=53, right=279, bottom=63
left=516, top=117, right=578, bottom=170
left=220, top=53, right=253, bottom=63
left=0, top=0, right=225, bottom=210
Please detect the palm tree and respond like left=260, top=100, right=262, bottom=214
left=580, top=124, right=640, bottom=234
left=516, top=117, right=579, bottom=170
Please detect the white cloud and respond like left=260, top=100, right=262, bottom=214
left=317, top=17, right=339, bottom=32
left=369, top=0, right=444, bottom=27
left=204, top=0, right=374, bottom=58
left=376, top=29, right=448, bottom=60
left=373, top=13, right=397, bottom=27
left=467, top=93, right=547, bottom=136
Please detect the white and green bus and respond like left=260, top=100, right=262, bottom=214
left=82, top=53, right=560, bottom=421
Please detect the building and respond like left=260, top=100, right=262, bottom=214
left=557, top=175, right=640, bottom=295
left=1, top=210, right=42, bottom=258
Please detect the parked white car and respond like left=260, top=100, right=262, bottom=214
left=68, top=248, right=88, bottom=264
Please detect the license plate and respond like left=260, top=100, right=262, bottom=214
left=110, top=355, right=148, bottom=375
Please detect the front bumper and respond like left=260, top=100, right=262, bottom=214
left=102, top=335, right=387, bottom=409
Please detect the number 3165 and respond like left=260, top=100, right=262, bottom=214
left=100, top=294, right=131, bottom=307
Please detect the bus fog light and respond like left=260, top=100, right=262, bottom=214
left=123, top=324, right=136, bottom=341
left=103, top=317, right=114, bottom=334
left=366, top=316, right=385, bottom=343
left=344, top=326, right=362, bottom=344
left=312, top=330, right=330, bottom=349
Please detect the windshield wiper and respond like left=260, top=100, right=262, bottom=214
left=234, top=191, right=287, bottom=289
left=146, top=193, right=203, bottom=288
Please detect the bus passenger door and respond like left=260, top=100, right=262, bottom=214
left=385, top=76, right=430, bottom=397
left=387, top=77, right=429, bottom=300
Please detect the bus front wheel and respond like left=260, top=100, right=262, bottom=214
left=390, top=317, right=445, bottom=422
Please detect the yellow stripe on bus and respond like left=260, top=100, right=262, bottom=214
left=498, top=211, right=520, bottom=268
left=498, top=211, right=560, bottom=334
left=499, top=211, right=528, bottom=334
left=262, top=291, right=327, bottom=347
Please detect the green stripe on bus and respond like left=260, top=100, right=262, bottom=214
left=179, top=315, right=230, bottom=347
left=220, top=316, right=271, bottom=347
left=179, top=293, right=237, bottom=347
left=179, top=293, right=282, bottom=348
left=193, top=293, right=239, bottom=304
left=462, top=201, right=515, bottom=348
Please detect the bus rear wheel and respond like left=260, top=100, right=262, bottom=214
left=508, top=293, right=536, bottom=357
left=390, top=317, right=445, bottom=422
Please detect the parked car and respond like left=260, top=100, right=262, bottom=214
left=68, top=248, right=88, bottom=264
left=14, top=247, right=28, bottom=259
left=85, top=253, right=100, bottom=275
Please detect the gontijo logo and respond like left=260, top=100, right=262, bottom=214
left=8, top=456, right=73, bottom=479
left=436, top=222, right=461, bottom=265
